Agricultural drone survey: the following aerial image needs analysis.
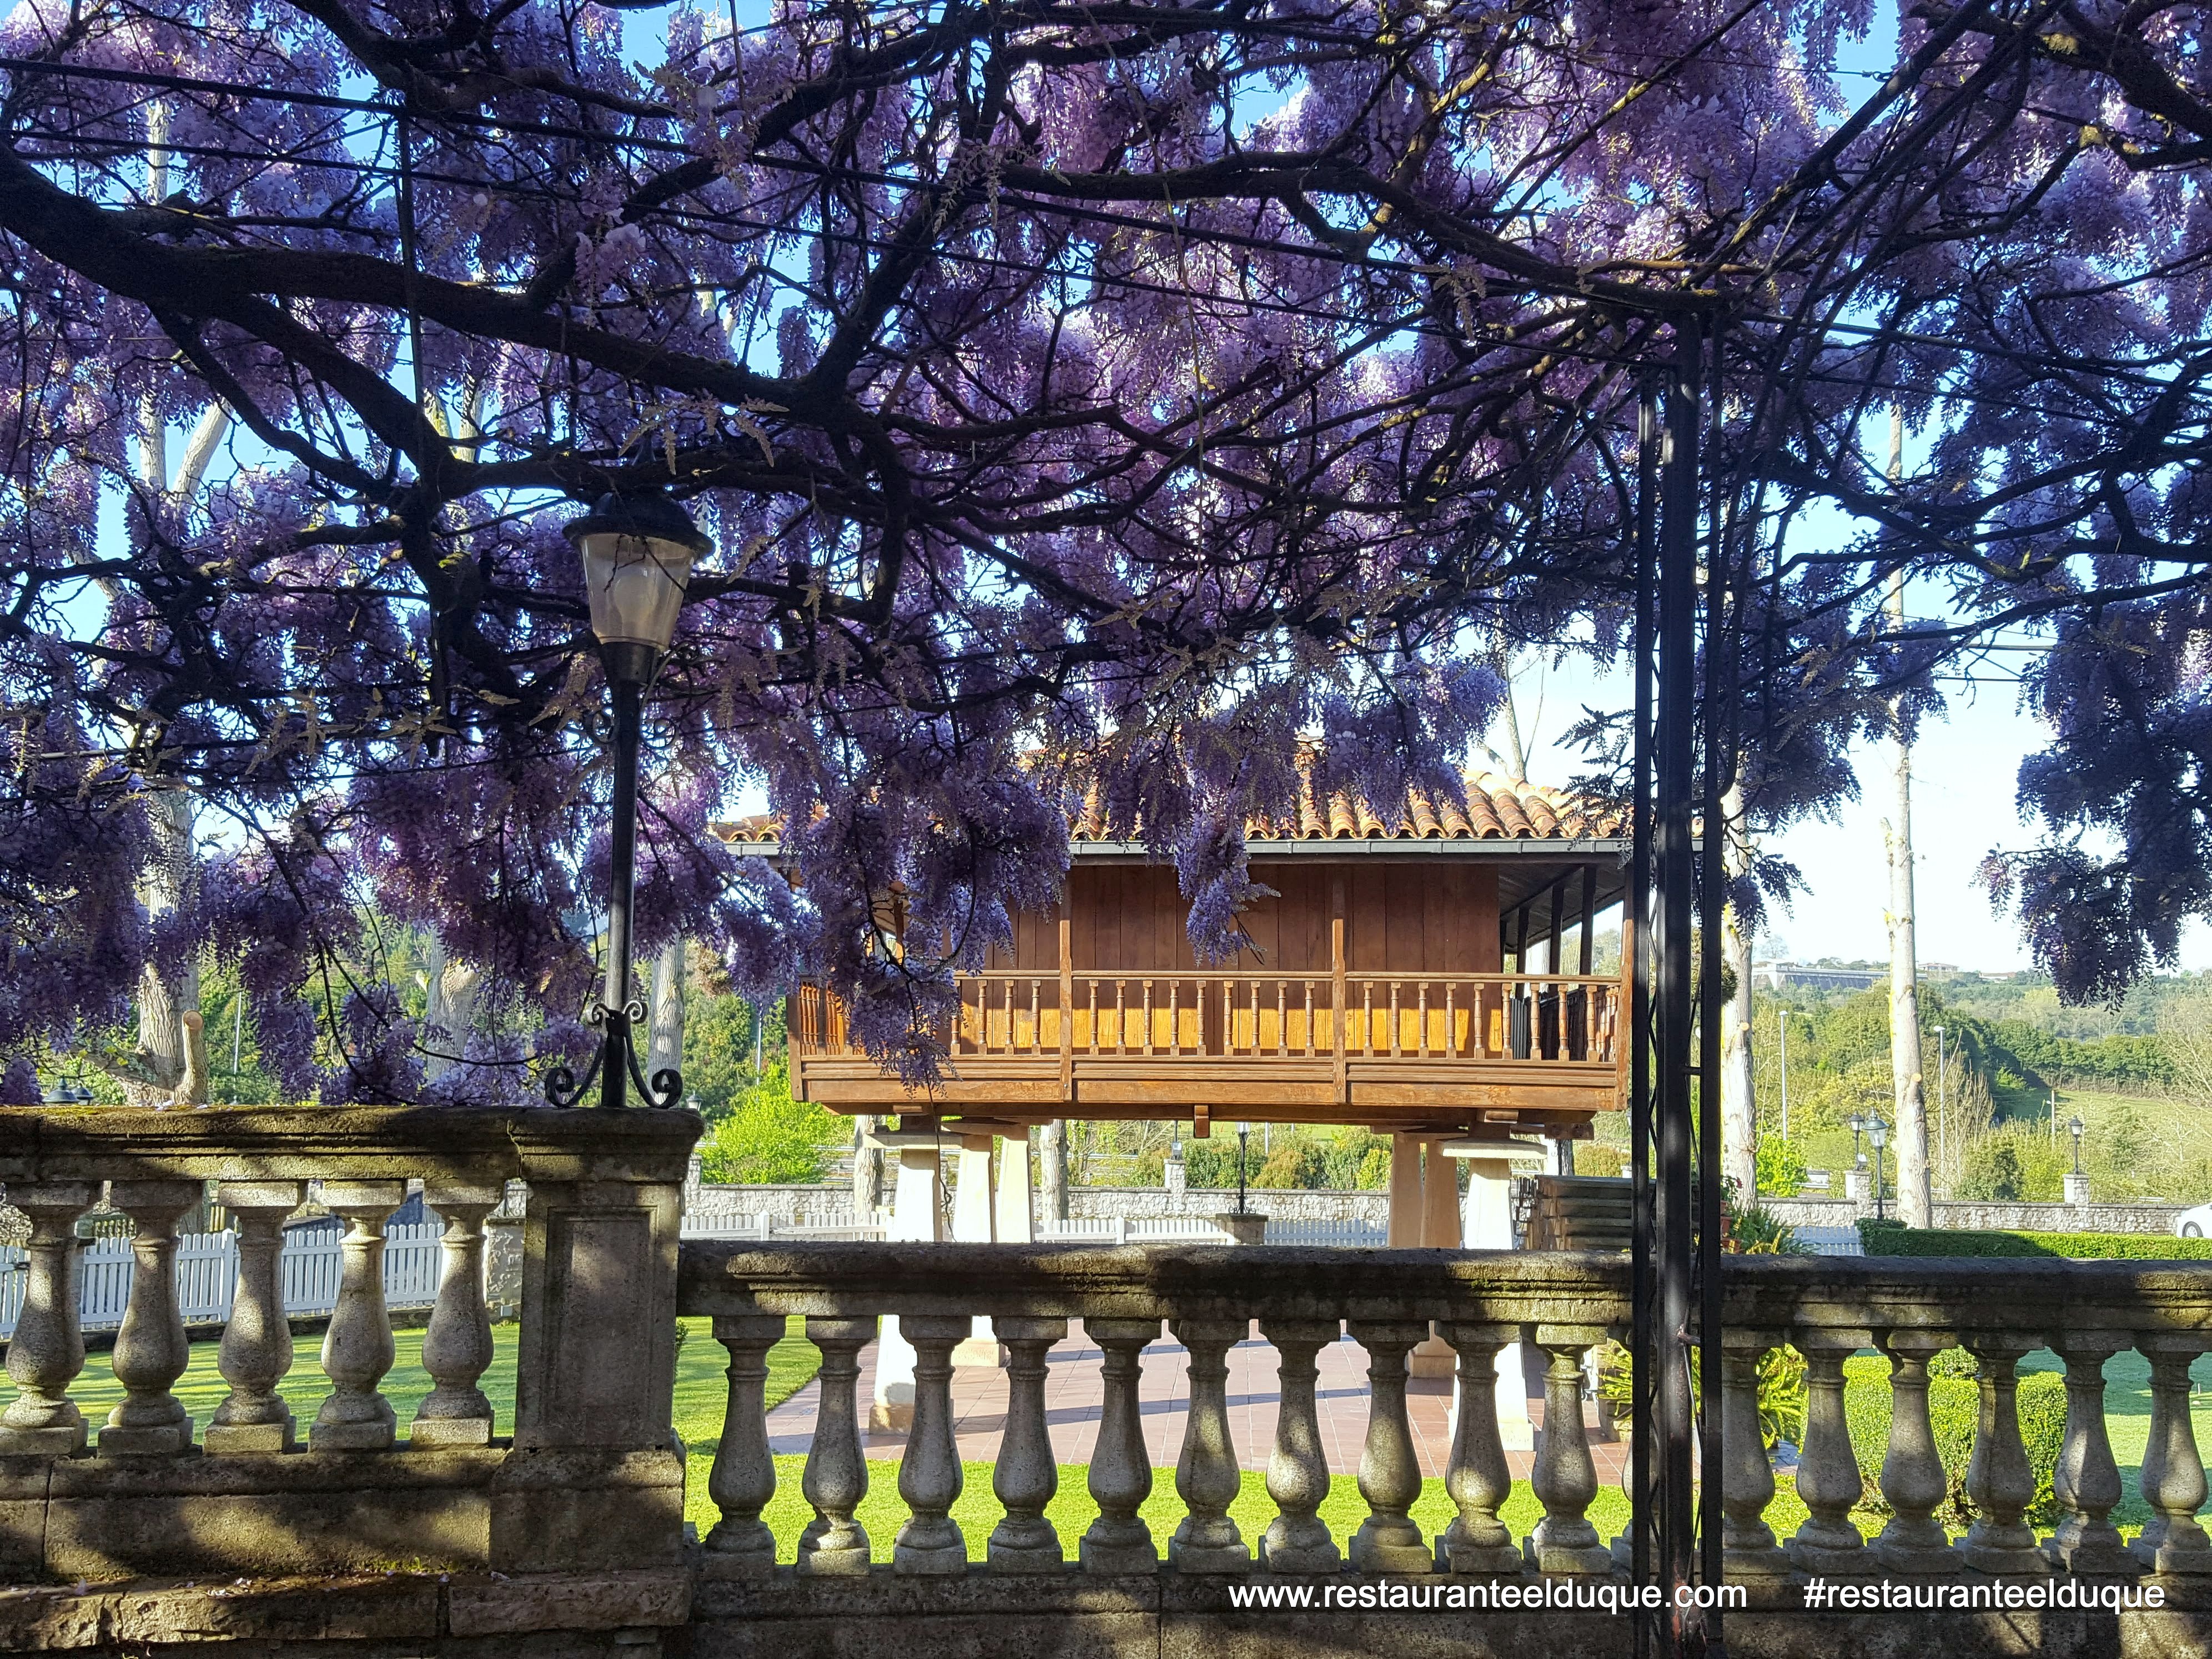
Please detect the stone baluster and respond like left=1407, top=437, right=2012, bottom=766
left=309, top=1180, right=405, bottom=1451
left=893, top=1314, right=971, bottom=1572
left=1080, top=1318, right=1161, bottom=1573
left=1528, top=1326, right=1613, bottom=1574
left=98, top=1180, right=200, bottom=1456
left=796, top=1316, right=875, bottom=1575
left=1872, top=1329, right=1958, bottom=1573
left=2133, top=1334, right=2212, bottom=1578
left=2047, top=1331, right=2135, bottom=1577
left=1349, top=1320, right=1434, bottom=1573
left=1259, top=1319, right=1339, bottom=1572
left=0, top=1182, right=97, bottom=1455
left=1789, top=1331, right=1872, bottom=1572
left=1718, top=1330, right=1793, bottom=1583
left=1439, top=1321, right=1521, bottom=1575
left=989, top=1315, right=1068, bottom=1571
left=1959, top=1334, right=2050, bottom=1576
left=1168, top=1318, right=1251, bottom=1571
left=702, top=1312, right=787, bottom=1577
left=205, top=1181, right=305, bottom=1454
left=410, top=1186, right=500, bottom=1446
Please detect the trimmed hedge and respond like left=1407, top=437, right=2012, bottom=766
left=1843, top=1356, right=2067, bottom=1525
left=1854, top=1218, right=2212, bottom=1260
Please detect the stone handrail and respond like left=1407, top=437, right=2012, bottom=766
left=0, top=1105, right=698, bottom=1585
left=679, top=1241, right=2212, bottom=1589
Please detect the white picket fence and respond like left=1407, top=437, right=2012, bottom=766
left=679, top=1209, right=886, bottom=1241
left=1037, top=1216, right=1386, bottom=1247
left=0, top=1221, right=448, bottom=1340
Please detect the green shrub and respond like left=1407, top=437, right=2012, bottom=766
left=699, top=1073, right=847, bottom=1184
left=1854, top=1218, right=2212, bottom=1260
left=1576, top=1144, right=1627, bottom=1179
left=1756, top=1135, right=1808, bottom=1198
left=1843, top=1356, right=2067, bottom=1525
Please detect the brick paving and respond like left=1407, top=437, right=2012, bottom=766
left=765, top=1320, right=1627, bottom=1486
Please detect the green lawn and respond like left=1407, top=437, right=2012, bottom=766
left=12, top=1324, right=2210, bottom=1560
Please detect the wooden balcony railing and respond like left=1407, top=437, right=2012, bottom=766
left=793, top=969, right=1623, bottom=1067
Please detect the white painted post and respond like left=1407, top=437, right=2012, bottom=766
left=1386, top=1133, right=1423, bottom=1247
left=872, top=1144, right=942, bottom=1429
left=994, top=1128, right=1035, bottom=1244
left=952, top=1133, right=1001, bottom=1366
left=1409, top=1137, right=1461, bottom=1378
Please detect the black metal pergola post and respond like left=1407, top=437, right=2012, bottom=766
left=1630, top=315, right=1727, bottom=1657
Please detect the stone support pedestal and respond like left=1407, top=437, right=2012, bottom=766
left=1445, top=1150, right=1533, bottom=1449
left=873, top=1142, right=943, bottom=1428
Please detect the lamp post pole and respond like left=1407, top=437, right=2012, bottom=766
left=542, top=489, right=708, bottom=1110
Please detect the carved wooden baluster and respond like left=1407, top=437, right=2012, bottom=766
left=2134, top=1334, right=2212, bottom=1577
left=0, top=1182, right=97, bottom=1455
left=893, top=1314, right=969, bottom=1572
left=1872, top=1330, right=1958, bottom=1573
left=1417, top=982, right=1430, bottom=1058
left=310, top=1180, right=406, bottom=1451
left=989, top=1316, right=1068, bottom=1571
left=1529, top=1327, right=1613, bottom=1573
left=1259, top=1319, right=1339, bottom=1572
left=1362, top=983, right=1374, bottom=1056
left=1719, top=1331, right=1793, bottom=1583
left=1439, top=1322, right=1521, bottom=1574
left=1142, top=979, right=1154, bottom=1057
left=1444, top=984, right=1457, bottom=1058
left=411, top=1185, right=501, bottom=1446
left=1081, top=1318, right=1161, bottom=1573
left=1349, top=1321, right=1434, bottom=1572
left=1304, top=982, right=1315, bottom=1057
left=1088, top=981, right=1099, bottom=1054
left=703, top=1312, right=787, bottom=1577
left=1389, top=981, right=1402, bottom=1058
left=1250, top=979, right=1261, bottom=1055
left=1960, top=1334, right=2051, bottom=1576
left=796, top=1316, right=875, bottom=1574
left=1789, top=1332, right=1872, bottom=1572
left=2047, top=1331, right=2134, bottom=1576
left=1167, top=981, right=1180, bottom=1055
left=98, top=1180, right=200, bottom=1456
left=1276, top=980, right=1288, bottom=1058
left=1169, top=1318, right=1251, bottom=1571
left=205, top=1180, right=305, bottom=1454
left=1114, top=980, right=1127, bottom=1054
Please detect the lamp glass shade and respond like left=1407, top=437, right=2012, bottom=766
left=564, top=494, right=709, bottom=651
left=1868, top=1121, right=1887, bottom=1149
left=2069, top=1117, right=2085, bottom=1137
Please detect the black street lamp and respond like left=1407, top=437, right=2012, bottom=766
left=1236, top=1123, right=1251, bottom=1215
left=1868, top=1117, right=1889, bottom=1223
left=2069, top=1115, right=2086, bottom=1175
left=1847, top=1112, right=1867, bottom=1167
left=545, top=490, right=711, bottom=1110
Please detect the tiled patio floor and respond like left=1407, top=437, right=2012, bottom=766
left=765, top=1320, right=1627, bottom=1485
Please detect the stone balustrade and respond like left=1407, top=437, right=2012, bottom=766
left=0, top=1105, right=697, bottom=1583
left=680, top=1241, right=2212, bottom=1599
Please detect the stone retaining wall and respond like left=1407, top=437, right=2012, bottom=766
left=1762, top=1195, right=2191, bottom=1235
left=694, top=1181, right=1391, bottom=1224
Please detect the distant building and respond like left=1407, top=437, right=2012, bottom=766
left=1752, top=958, right=2015, bottom=992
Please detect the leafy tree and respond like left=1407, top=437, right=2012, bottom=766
left=697, top=1064, right=846, bottom=1185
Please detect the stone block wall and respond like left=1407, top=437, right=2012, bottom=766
left=1760, top=1194, right=2190, bottom=1235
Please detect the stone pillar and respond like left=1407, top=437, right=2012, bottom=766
left=1455, top=1155, right=1531, bottom=1450
left=1409, top=1138, right=1460, bottom=1378
left=1386, top=1134, right=1423, bottom=1246
left=100, top=1180, right=200, bottom=1456
left=1164, top=1154, right=1187, bottom=1195
left=0, top=1182, right=97, bottom=1456
left=206, top=1180, right=304, bottom=1454
left=995, top=1129, right=1035, bottom=1244
left=493, top=1112, right=696, bottom=1574
left=874, top=1144, right=943, bottom=1429
left=483, top=1180, right=525, bottom=1320
left=1844, top=1165, right=1874, bottom=1206
left=951, top=1136, right=1001, bottom=1366
left=2064, top=1171, right=2092, bottom=1208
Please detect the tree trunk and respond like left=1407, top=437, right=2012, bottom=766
left=1883, top=408, right=1932, bottom=1227
left=421, top=947, right=482, bottom=1085
left=1039, top=1119, right=1069, bottom=1220
left=852, top=1115, right=884, bottom=1216
left=647, top=938, right=686, bottom=1085
left=1717, top=785, right=1758, bottom=1200
left=121, top=790, right=201, bottom=1107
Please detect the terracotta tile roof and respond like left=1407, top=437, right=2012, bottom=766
left=713, top=772, right=1623, bottom=848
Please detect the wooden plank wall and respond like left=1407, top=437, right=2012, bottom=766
left=983, top=863, right=1504, bottom=973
